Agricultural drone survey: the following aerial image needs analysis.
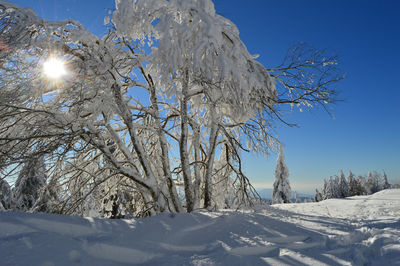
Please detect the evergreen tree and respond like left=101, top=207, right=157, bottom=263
left=338, top=170, right=349, bottom=198
left=332, top=176, right=340, bottom=198
left=0, top=178, right=11, bottom=210
left=272, top=146, right=291, bottom=204
left=315, top=189, right=323, bottom=202
left=295, top=192, right=301, bottom=203
left=322, top=179, right=328, bottom=199
left=366, top=171, right=379, bottom=194
left=101, top=188, right=135, bottom=219
left=12, top=157, right=46, bottom=211
left=323, top=177, right=333, bottom=199
left=381, top=170, right=390, bottom=190
left=32, top=177, right=60, bottom=213
left=357, top=175, right=368, bottom=195
left=347, top=170, right=358, bottom=196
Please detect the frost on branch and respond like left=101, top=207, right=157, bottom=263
left=267, top=42, right=343, bottom=116
left=112, top=0, right=276, bottom=118
left=0, top=0, right=341, bottom=216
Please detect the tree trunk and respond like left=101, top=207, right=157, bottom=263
left=179, top=69, right=194, bottom=212
left=146, top=70, right=183, bottom=213
left=203, top=107, right=218, bottom=209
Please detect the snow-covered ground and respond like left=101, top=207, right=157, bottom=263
left=1, top=189, right=399, bottom=265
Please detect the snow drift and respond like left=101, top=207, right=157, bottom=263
left=1, top=189, right=399, bottom=265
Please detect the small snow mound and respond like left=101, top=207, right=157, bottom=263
left=229, top=245, right=279, bottom=256
left=83, top=242, right=159, bottom=264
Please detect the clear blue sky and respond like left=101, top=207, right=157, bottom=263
left=10, top=0, right=400, bottom=194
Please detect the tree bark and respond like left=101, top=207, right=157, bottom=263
left=179, top=69, right=194, bottom=212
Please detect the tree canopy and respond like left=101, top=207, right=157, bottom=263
left=0, top=0, right=342, bottom=216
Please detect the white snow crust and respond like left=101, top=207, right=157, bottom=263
left=1, top=189, right=399, bottom=265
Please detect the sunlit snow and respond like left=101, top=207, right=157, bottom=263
left=1, top=189, right=399, bottom=265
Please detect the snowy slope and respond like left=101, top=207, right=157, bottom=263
left=1, top=189, right=399, bottom=265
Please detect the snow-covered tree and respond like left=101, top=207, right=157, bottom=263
left=338, top=170, right=349, bottom=198
left=322, top=169, right=389, bottom=199
left=366, top=171, right=380, bottom=194
left=332, top=176, right=340, bottom=198
left=322, top=176, right=341, bottom=199
left=347, top=170, right=358, bottom=196
left=98, top=175, right=145, bottom=218
left=211, top=144, right=237, bottom=209
left=272, top=146, right=291, bottom=204
left=357, top=175, right=368, bottom=195
left=322, top=177, right=333, bottom=200
left=32, top=177, right=60, bottom=214
left=314, top=189, right=323, bottom=202
left=0, top=178, right=11, bottom=210
left=12, top=157, right=46, bottom=211
left=0, top=0, right=342, bottom=216
left=295, top=192, right=301, bottom=203
left=381, top=170, right=390, bottom=190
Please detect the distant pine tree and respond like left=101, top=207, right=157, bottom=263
left=332, top=176, right=340, bottom=198
left=272, top=146, right=291, bottom=204
left=320, top=169, right=389, bottom=200
left=338, top=170, right=349, bottom=198
left=323, top=177, right=334, bottom=199
left=315, top=189, right=323, bottom=202
left=381, top=170, right=390, bottom=190
left=347, top=170, right=358, bottom=196
left=366, top=171, right=379, bottom=194
left=295, top=192, right=301, bottom=203
left=322, top=179, right=328, bottom=199
left=357, top=175, right=368, bottom=195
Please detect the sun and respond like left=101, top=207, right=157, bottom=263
left=43, top=57, right=67, bottom=79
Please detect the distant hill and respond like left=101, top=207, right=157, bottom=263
left=256, top=188, right=273, bottom=199
left=256, top=188, right=313, bottom=201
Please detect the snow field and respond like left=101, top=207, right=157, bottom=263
left=0, top=189, right=399, bottom=265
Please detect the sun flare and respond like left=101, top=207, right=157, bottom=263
left=43, top=57, right=66, bottom=79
